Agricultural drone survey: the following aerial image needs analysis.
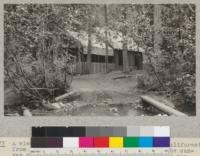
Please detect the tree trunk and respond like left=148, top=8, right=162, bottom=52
left=122, top=38, right=129, bottom=73
left=104, top=4, right=109, bottom=73
left=77, top=46, right=82, bottom=74
left=41, top=15, right=47, bottom=88
left=122, top=10, right=129, bottom=73
left=153, top=4, right=162, bottom=56
left=151, top=5, right=166, bottom=90
left=87, top=21, right=92, bottom=74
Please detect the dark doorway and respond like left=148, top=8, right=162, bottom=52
left=135, top=52, right=143, bottom=69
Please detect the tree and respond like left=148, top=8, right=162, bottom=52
left=67, top=4, right=101, bottom=73
left=4, top=4, right=82, bottom=104
left=107, top=5, right=134, bottom=72
left=136, top=4, right=195, bottom=108
left=104, top=4, right=109, bottom=73
left=160, top=4, right=195, bottom=107
left=153, top=5, right=162, bottom=56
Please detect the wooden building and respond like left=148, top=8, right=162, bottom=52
left=114, top=49, right=143, bottom=71
left=68, top=30, right=144, bottom=74
left=77, top=47, right=143, bottom=73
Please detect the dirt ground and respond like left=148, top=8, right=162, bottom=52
left=31, top=70, right=153, bottom=116
left=6, top=70, right=187, bottom=116
left=5, top=70, right=148, bottom=116
left=71, top=70, right=143, bottom=106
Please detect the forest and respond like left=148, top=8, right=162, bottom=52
left=4, top=4, right=195, bottom=116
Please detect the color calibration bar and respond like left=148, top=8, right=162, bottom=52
left=31, top=126, right=170, bottom=148
left=31, top=136, right=170, bottom=148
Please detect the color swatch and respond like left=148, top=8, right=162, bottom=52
left=79, top=137, right=93, bottom=148
left=123, top=137, right=139, bottom=147
left=109, top=137, right=123, bottom=148
left=139, top=137, right=153, bottom=147
left=63, top=137, right=79, bottom=148
left=93, top=137, right=109, bottom=147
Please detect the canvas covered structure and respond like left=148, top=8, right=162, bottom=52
left=68, top=29, right=144, bottom=74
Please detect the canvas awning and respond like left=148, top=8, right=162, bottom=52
left=67, top=31, right=114, bottom=56
left=67, top=29, right=144, bottom=56
left=95, top=28, right=145, bottom=53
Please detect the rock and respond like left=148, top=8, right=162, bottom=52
left=58, top=102, right=65, bottom=107
left=163, top=114, right=168, bottom=116
left=103, top=99, right=113, bottom=105
left=51, top=103, right=62, bottom=109
left=137, top=74, right=145, bottom=88
left=6, top=113, right=20, bottom=116
left=162, top=99, right=175, bottom=108
left=22, top=106, right=32, bottom=117
left=113, top=112, right=119, bottom=116
left=42, top=100, right=63, bottom=110
left=72, top=101, right=79, bottom=106
left=109, top=107, right=118, bottom=113
left=135, top=99, right=141, bottom=104
left=64, top=102, right=75, bottom=112
left=134, top=104, right=143, bottom=109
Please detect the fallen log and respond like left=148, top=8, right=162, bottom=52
left=141, top=95, right=187, bottom=116
left=113, top=75, right=132, bottom=80
left=55, top=91, right=80, bottom=102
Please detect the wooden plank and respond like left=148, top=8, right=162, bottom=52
left=82, top=62, right=84, bottom=74
left=97, top=62, right=99, bottom=73
left=93, top=63, right=95, bottom=73
left=84, top=62, right=86, bottom=74
left=141, top=96, right=187, bottom=116
left=99, top=63, right=101, bottom=73
left=94, top=63, right=96, bottom=73
left=76, top=62, right=79, bottom=74
left=75, top=62, right=116, bottom=74
left=97, top=63, right=99, bottom=73
left=91, top=63, right=93, bottom=73
left=79, top=62, right=81, bottom=74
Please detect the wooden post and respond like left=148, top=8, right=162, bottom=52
left=114, top=50, right=119, bottom=70
left=77, top=46, right=82, bottom=74
left=122, top=9, right=129, bottom=73
left=122, top=38, right=129, bottom=72
left=104, top=4, right=109, bottom=73
left=87, top=20, right=92, bottom=74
